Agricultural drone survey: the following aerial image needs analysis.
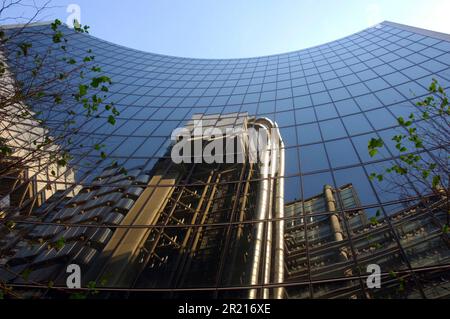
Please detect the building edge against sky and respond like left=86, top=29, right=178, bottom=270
left=0, top=20, right=449, bottom=299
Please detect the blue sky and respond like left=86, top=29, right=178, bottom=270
left=4, top=0, right=450, bottom=58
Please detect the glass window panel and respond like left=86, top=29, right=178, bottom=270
left=356, top=69, right=378, bottom=81
left=308, top=82, right=326, bottom=93
left=298, top=123, right=322, bottom=145
left=401, top=65, right=431, bottom=80
left=299, top=144, right=329, bottom=173
left=346, top=83, right=370, bottom=97
left=319, top=119, right=347, bottom=140
left=112, top=137, right=146, bottom=157
left=340, top=74, right=360, bottom=85
left=277, top=88, right=292, bottom=99
left=315, top=103, right=339, bottom=121
left=351, top=133, right=391, bottom=162
left=334, top=99, right=361, bottom=116
left=324, top=78, right=343, bottom=90
left=276, top=111, right=296, bottom=127
left=295, top=107, right=317, bottom=124
left=280, top=126, right=298, bottom=147
left=325, top=139, right=359, bottom=168
left=154, top=121, right=181, bottom=136
left=366, top=108, right=397, bottom=129
left=134, top=137, right=166, bottom=157
left=311, top=92, right=332, bottom=105
left=342, top=114, right=372, bottom=135
left=384, top=72, right=410, bottom=86
left=365, top=77, right=390, bottom=92
left=258, top=101, right=276, bottom=114
left=395, top=81, right=428, bottom=99
left=276, top=98, right=294, bottom=112
left=334, top=166, right=377, bottom=205
left=294, top=95, right=313, bottom=108
left=114, top=120, right=143, bottom=135
left=285, top=147, right=300, bottom=175
left=302, top=172, right=334, bottom=199
left=292, top=85, right=309, bottom=96
left=365, top=160, right=411, bottom=203
left=329, top=87, right=351, bottom=101
left=421, top=59, right=447, bottom=73
left=260, top=90, right=276, bottom=102
left=355, top=93, right=383, bottom=111
left=373, top=64, right=396, bottom=76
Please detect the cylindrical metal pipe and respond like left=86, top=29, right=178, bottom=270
left=262, top=132, right=278, bottom=299
left=249, top=118, right=285, bottom=299
left=324, top=185, right=348, bottom=261
left=274, top=125, right=285, bottom=299
left=248, top=121, right=272, bottom=299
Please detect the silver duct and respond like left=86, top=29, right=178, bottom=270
left=248, top=118, right=285, bottom=299
left=274, top=124, right=285, bottom=299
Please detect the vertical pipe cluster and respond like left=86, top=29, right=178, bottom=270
left=248, top=118, right=285, bottom=299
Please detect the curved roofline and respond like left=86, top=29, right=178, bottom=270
left=2, top=20, right=450, bottom=61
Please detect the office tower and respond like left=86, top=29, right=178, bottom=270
left=0, top=21, right=449, bottom=299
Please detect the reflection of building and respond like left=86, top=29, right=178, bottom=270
left=0, top=51, right=75, bottom=220
left=0, top=113, right=288, bottom=299
left=1, top=20, right=450, bottom=299
left=285, top=184, right=450, bottom=299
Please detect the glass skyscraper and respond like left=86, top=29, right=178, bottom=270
left=0, top=21, right=449, bottom=299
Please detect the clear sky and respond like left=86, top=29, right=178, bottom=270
left=4, top=0, right=450, bottom=59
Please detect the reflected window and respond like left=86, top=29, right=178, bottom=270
left=298, top=123, right=322, bottom=145
left=299, top=144, right=329, bottom=173
left=325, top=139, right=359, bottom=168
left=319, top=119, right=347, bottom=140
left=315, top=103, right=338, bottom=121
left=342, top=114, right=372, bottom=136
left=134, top=137, right=166, bottom=157
left=280, top=126, right=298, bottom=148
left=294, top=95, right=313, bottom=108
left=292, top=85, right=309, bottom=96
left=366, top=108, right=397, bottom=129
left=334, top=98, right=361, bottom=116
left=347, top=83, right=370, bottom=97
left=112, top=137, right=146, bottom=157
left=355, top=93, right=383, bottom=111
left=258, top=101, right=276, bottom=114
left=334, top=166, right=377, bottom=205
left=311, top=92, right=332, bottom=105
left=330, top=88, right=351, bottom=103
left=295, top=108, right=317, bottom=124
left=276, top=111, right=296, bottom=127
left=365, top=78, right=390, bottom=92
left=302, top=172, right=334, bottom=199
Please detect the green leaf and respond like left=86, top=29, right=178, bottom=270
left=370, top=217, right=379, bottom=226
left=369, top=149, right=378, bottom=157
left=18, top=42, right=32, bottom=56
left=55, top=237, right=66, bottom=250
left=50, top=19, right=62, bottom=31
left=21, top=269, right=32, bottom=281
left=368, top=138, right=384, bottom=157
left=78, top=84, right=88, bottom=97
left=70, top=293, right=87, bottom=300
left=443, top=225, right=449, bottom=234
left=107, top=115, right=116, bottom=125
left=429, top=80, right=437, bottom=93
left=432, top=175, right=441, bottom=188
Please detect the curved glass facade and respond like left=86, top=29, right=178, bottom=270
left=1, top=21, right=449, bottom=299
